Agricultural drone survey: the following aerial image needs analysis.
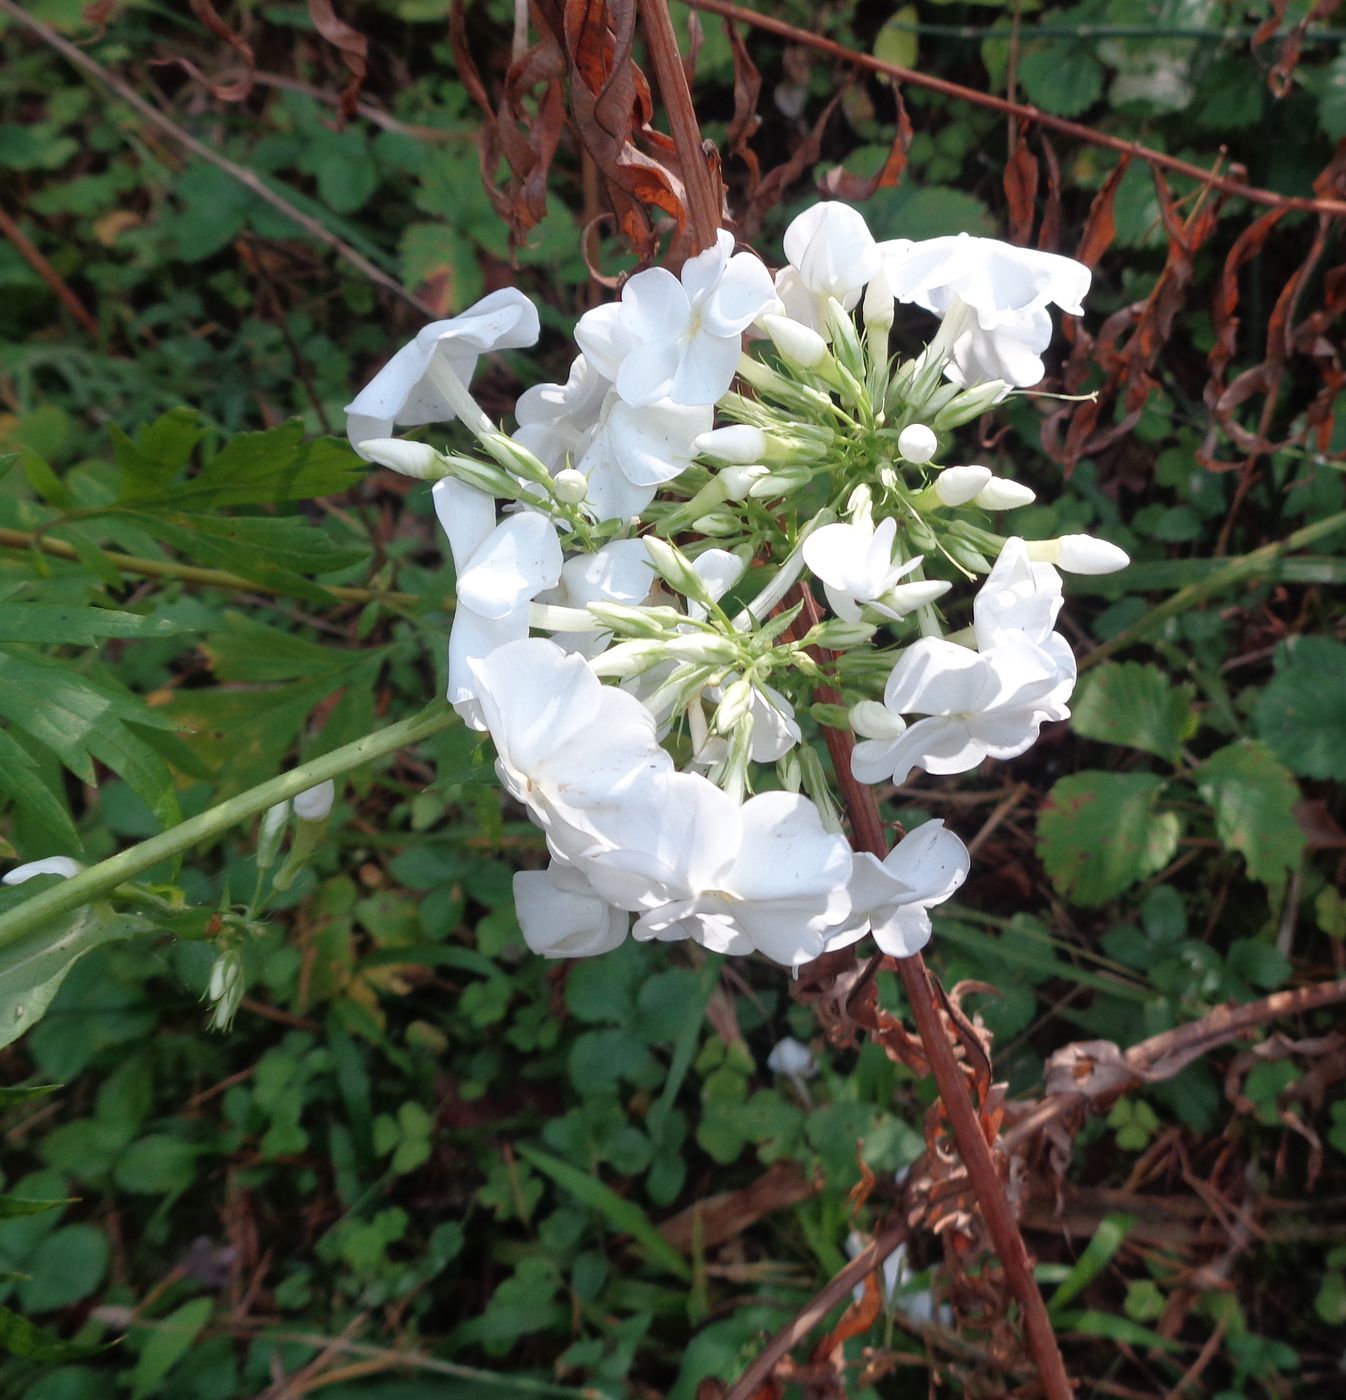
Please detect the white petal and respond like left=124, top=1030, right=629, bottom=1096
left=575, top=303, right=641, bottom=383
left=3, top=856, right=83, bottom=885
left=457, top=512, right=563, bottom=620
left=432, top=477, right=497, bottom=575
left=883, top=637, right=997, bottom=717
left=622, top=266, right=691, bottom=339
left=728, top=792, right=852, bottom=903
left=701, top=251, right=778, bottom=336
left=679, top=230, right=732, bottom=306
left=668, top=331, right=742, bottom=406
left=615, top=339, right=683, bottom=406
left=514, top=864, right=628, bottom=958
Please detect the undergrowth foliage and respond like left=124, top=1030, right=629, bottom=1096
left=0, top=1, right=1344, bottom=1397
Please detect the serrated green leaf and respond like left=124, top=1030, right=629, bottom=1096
left=0, top=728, right=81, bottom=854
left=1018, top=45, right=1103, bottom=117
left=1254, top=636, right=1346, bottom=780
left=1038, top=772, right=1181, bottom=906
left=184, top=422, right=363, bottom=508
left=1196, top=742, right=1304, bottom=884
left=0, top=605, right=188, bottom=645
left=1071, top=662, right=1197, bottom=763
left=112, top=409, right=206, bottom=504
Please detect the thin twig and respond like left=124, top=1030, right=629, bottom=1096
left=786, top=589, right=1076, bottom=1400
left=0, top=202, right=100, bottom=336
left=683, top=0, right=1346, bottom=219
left=724, top=1223, right=909, bottom=1400
left=0, top=0, right=435, bottom=318
left=251, top=71, right=473, bottom=142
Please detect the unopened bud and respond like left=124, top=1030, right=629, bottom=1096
left=483, top=431, right=554, bottom=487
left=642, top=536, right=707, bottom=602
left=931, top=379, right=1011, bottom=430
left=760, top=314, right=828, bottom=369
left=808, top=702, right=853, bottom=729
left=803, top=619, right=877, bottom=649
left=897, top=423, right=938, bottom=464
left=747, top=465, right=813, bottom=498
left=696, top=425, right=766, bottom=464
left=850, top=700, right=907, bottom=741
left=552, top=468, right=588, bottom=504
left=862, top=266, right=895, bottom=335
left=720, top=464, right=770, bottom=499
left=294, top=780, right=335, bottom=822
left=586, top=601, right=682, bottom=638
left=665, top=633, right=740, bottom=664
left=691, top=510, right=741, bottom=536
left=933, top=465, right=992, bottom=507
left=944, top=536, right=991, bottom=572
left=824, top=300, right=866, bottom=378
left=3, top=856, right=83, bottom=886
left=1030, top=534, right=1130, bottom=575
left=714, top=678, right=754, bottom=733
left=442, top=453, right=520, bottom=498
left=588, top=639, right=668, bottom=678
left=360, top=438, right=446, bottom=479
left=974, top=477, right=1036, bottom=510
left=257, top=801, right=290, bottom=870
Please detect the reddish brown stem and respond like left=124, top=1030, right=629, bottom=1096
left=791, top=588, right=1075, bottom=1399
left=0, top=202, right=99, bottom=336
left=637, top=0, right=721, bottom=253
left=684, top=0, right=1346, bottom=220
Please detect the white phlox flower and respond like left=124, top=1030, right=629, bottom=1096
left=514, top=355, right=711, bottom=521
left=582, top=778, right=852, bottom=966
left=345, top=288, right=539, bottom=455
left=823, top=820, right=970, bottom=959
left=3, top=856, right=84, bottom=885
left=802, top=515, right=949, bottom=623
left=575, top=230, right=776, bottom=407
left=438, top=496, right=563, bottom=729
left=850, top=633, right=1074, bottom=786
left=514, top=862, right=629, bottom=959
left=766, top=1036, right=819, bottom=1080
left=707, top=675, right=802, bottom=763
left=773, top=202, right=882, bottom=334
left=468, top=638, right=672, bottom=862
left=541, top=540, right=655, bottom=659
left=973, top=537, right=1064, bottom=652
left=944, top=303, right=1054, bottom=389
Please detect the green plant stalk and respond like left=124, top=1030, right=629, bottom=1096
left=1082, top=510, right=1346, bottom=668
left=0, top=703, right=459, bottom=950
left=0, top=525, right=433, bottom=611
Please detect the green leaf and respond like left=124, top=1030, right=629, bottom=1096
left=1048, top=1214, right=1133, bottom=1317
left=182, top=422, right=363, bottom=509
left=16, top=1224, right=107, bottom=1312
left=0, top=1083, right=60, bottom=1107
left=129, top=1297, right=213, bottom=1399
left=112, top=410, right=207, bottom=504
left=1071, top=662, right=1196, bottom=763
left=0, top=905, right=142, bottom=1051
left=0, top=728, right=81, bottom=854
left=113, top=1136, right=202, bottom=1196
left=1038, top=772, right=1181, bottom=906
left=1254, top=636, right=1346, bottom=780
left=1017, top=44, right=1104, bottom=117
left=0, top=605, right=188, bottom=645
left=873, top=6, right=918, bottom=73
left=0, top=1195, right=75, bottom=1220
left=1196, top=742, right=1305, bottom=884
left=515, top=1144, right=690, bottom=1282
left=0, top=1300, right=105, bottom=1362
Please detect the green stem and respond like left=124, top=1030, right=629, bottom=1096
left=0, top=704, right=459, bottom=950
left=1082, top=510, right=1346, bottom=669
left=0, top=525, right=432, bottom=611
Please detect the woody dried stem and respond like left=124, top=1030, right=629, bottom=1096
left=787, top=588, right=1076, bottom=1399
left=637, top=0, right=721, bottom=253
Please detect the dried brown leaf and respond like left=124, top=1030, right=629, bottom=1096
left=306, top=0, right=368, bottom=122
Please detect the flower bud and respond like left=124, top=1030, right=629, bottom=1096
left=714, top=678, right=754, bottom=733
left=205, top=945, right=244, bottom=1032
left=585, top=601, right=682, bottom=638
left=944, top=536, right=991, bottom=572
left=294, top=780, right=335, bottom=822
left=897, top=423, right=938, bottom=464
left=482, top=431, right=554, bottom=487
left=588, top=639, right=668, bottom=678
left=931, top=379, right=1012, bottom=430
left=690, top=510, right=742, bottom=536
left=359, top=438, right=446, bottom=479
left=747, top=465, right=813, bottom=498
left=759, top=314, right=828, bottom=369
left=824, top=299, right=866, bottom=379
left=803, top=619, right=877, bottom=649
left=882, top=579, right=953, bottom=615
left=257, top=800, right=290, bottom=871
left=442, top=453, right=521, bottom=498
left=720, top=464, right=770, bottom=499
left=974, top=477, right=1036, bottom=510
left=696, top=425, right=766, bottom=464
left=767, top=1037, right=819, bottom=1079
left=862, top=266, right=895, bottom=335
left=933, top=464, right=992, bottom=507
left=642, top=536, right=708, bottom=603
left=1030, top=533, right=1130, bottom=574
left=3, top=856, right=83, bottom=886
left=665, top=633, right=740, bottom=664
left=850, top=700, right=906, bottom=741
left=552, top=468, right=588, bottom=504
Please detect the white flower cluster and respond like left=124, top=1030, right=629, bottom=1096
left=343, top=202, right=1127, bottom=971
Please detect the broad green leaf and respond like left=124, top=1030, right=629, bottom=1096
left=111, top=410, right=206, bottom=504
left=1071, top=661, right=1197, bottom=763
left=16, top=1224, right=107, bottom=1312
left=1038, top=772, right=1181, bottom=906
left=0, top=1300, right=104, bottom=1362
left=0, top=605, right=187, bottom=645
left=515, top=1144, right=691, bottom=1281
left=1254, top=636, right=1346, bottom=780
left=0, top=905, right=142, bottom=1051
left=129, top=1297, right=213, bottom=1400
left=0, top=728, right=81, bottom=854
left=179, top=422, right=362, bottom=509
left=1196, top=742, right=1304, bottom=884
left=874, top=6, right=918, bottom=73
left=1018, top=45, right=1104, bottom=117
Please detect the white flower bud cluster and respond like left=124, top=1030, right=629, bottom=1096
left=331, top=201, right=1129, bottom=971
